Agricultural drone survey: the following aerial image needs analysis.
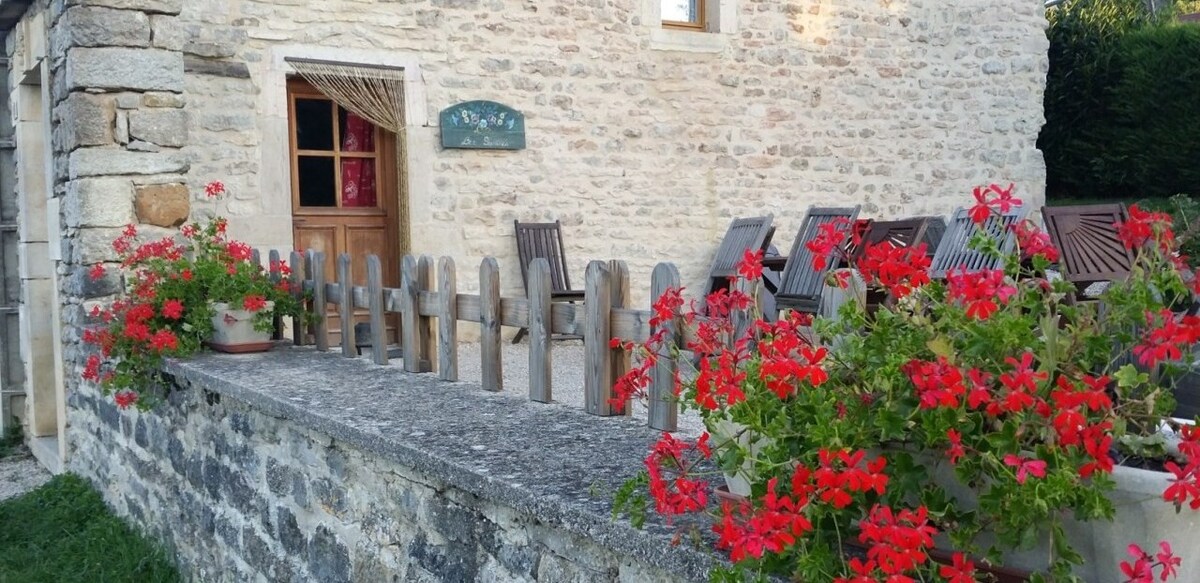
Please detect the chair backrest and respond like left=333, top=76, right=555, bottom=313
left=1041, top=204, right=1135, bottom=285
left=918, top=215, right=948, bottom=258
left=929, top=207, right=1029, bottom=279
left=777, top=206, right=862, bottom=301
left=514, top=220, right=576, bottom=292
left=853, top=217, right=933, bottom=261
left=707, top=215, right=775, bottom=293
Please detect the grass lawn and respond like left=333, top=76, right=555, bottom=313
left=0, top=474, right=179, bottom=583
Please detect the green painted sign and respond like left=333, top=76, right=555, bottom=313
left=439, top=100, right=526, bottom=150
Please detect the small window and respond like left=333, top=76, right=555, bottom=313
left=662, top=0, right=704, bottom=30
left=288, top=81, right=382, bottom=210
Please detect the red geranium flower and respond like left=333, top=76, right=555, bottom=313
left=243, top=295, right=267, bottom=312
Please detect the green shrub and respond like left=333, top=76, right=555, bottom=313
left=1040, top=0, right=1159, bottom=199
left=1098, top=24, right=1200, bottom=198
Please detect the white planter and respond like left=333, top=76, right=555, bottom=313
left=920, top=452, right=1200, bottom=580
left=706, top=417, right=773, bottom=497
left=1065, top=464, right=1200, bottom=583
left=208, top=301, right=274, bottom=353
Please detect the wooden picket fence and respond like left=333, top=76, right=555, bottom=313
left=261, top=249, right=695, bottom=432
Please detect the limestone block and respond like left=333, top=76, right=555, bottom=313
left=57, top=6, right=151, bottom=49
left=183, top=56, right=250, bottom=79
left=65, top=177, right=136, bottom=228
left=134, top=183, right=189, bottom=227
left=142, top=92, right=184, bottom=108
left=185, top=27, right=246, bottom=59
left=128, top=108, right=187, bottom=147
left=74, top=227, right=126, bottom=263
left=66, top=0, right=182, bottom=15
left=65, top=47, right=183, bottom=92
left=68, top=148, right=189, bottom=178
left=57, top=92, right=115, bottom=149
left=149, top=14, right=188, bottom=51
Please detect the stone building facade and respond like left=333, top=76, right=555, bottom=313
left=0, top=0, right=1048, bottom=469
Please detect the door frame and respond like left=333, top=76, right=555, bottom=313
left=262, top=46, right=428, bottom=260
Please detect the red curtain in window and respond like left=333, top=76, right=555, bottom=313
left=340, top=112, right=377, bottom=207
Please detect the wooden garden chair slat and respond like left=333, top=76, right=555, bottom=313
left=514, top=220, right=584, bottom=343
left=705, top=215, right=775, bottom=295
left=929, top=207, right=1029, bottom=279
left=1041, top=204, right=1135, bottom=292
left=854, top=217, right=932, bottom=260
left=775, top=205, right=861, bottom=315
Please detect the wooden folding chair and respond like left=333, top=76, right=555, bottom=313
left=514, top=220, right=585, bottom=343
left=930, top=207, right=1029, bottom=279
left=774, top=206, right=862, bottom=316
left=705, top=215, right=776, bottom=295
left=853, top=217, right=935, bottom=260
left=854, top=216, right=939, bottom=311
left=916, top=215, right=948, bottom=259
left=1040, top=204, right=1134, bottom=299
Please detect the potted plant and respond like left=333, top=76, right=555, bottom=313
left=81, top=181, right=308, bottom=410
left=612, top=185, right=1198, bottom=582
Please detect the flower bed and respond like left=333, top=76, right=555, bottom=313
left=614, top=185, right=1199, bottom=582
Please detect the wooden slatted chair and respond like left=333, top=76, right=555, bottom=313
left=917, top=215, right=948, bottom=259
left=513, top=220, right=585, bottom=343
left=1040, top=204, right=1135, bottom=298
left=854, top=217, right=938, bottom=311
left=853, top=217, right=934, bottom=260
left=705, top=215, right=776, bottom=295
left=929, top=207, right=1029, bottom=279
left=774, top=206, right=862, bottom=316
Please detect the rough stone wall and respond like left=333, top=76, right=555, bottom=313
left=173, top=0, right=1049, bottom=301
left=13, top=0, right=191, bottom=411
left=67, top=378, right=689, bottom=583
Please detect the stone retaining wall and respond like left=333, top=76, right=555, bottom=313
left=67, top=347, right=710, bottom=582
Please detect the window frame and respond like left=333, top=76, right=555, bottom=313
left=286, top=78, right=386, bottom=215
left=661, top=0, right=706, bottom=31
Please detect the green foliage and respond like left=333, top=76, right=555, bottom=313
left=1040, top=0, right=1160, bottom=199
left=0, top=424, right=21, bottom=459
left=1135, top=194, right=1200, bottom=263
left=1042, top=1, right=1200, bottom=200
left=617, top=196, right=1198, bottom=581
left=1101, top=24, right=1200, bottom=197
left=612, top=472, right=649, bottom=528
left=0, top=474, right=179, bottom=582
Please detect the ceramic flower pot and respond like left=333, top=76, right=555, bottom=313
left=912, top=448, right=1199, bottom=582
left=207, top=301, right=274, bottom=354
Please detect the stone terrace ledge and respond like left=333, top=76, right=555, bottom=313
left=160, top=345, right=713, bottom=581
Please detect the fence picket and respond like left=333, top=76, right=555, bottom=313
left=268, top=250, right=283, bottom=340
left=528, top=258, right=552, bottom=403
left=401, top=255, right=420, bottom=373
left=649, top=263, right=681, bottom=432
left=367, top=255, right=388, bottom=365
left=290, top=250, right=307, bottom=346
left=438, top=257, right=458, bottom=381
left=337, top=254, right=354, bottom=357
left=584, top=261, right=614, bottom=416
left=609, top=260, right=631, bottom=416
left=309, top=251, right=328, bottom=352
left=418, top=255, right=436, bottom=373
left=480, top=258, right=502, bottom=392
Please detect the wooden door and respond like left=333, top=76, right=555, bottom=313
left=287, top=78, right=401, bottom=348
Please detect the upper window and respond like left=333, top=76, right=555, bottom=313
left=288, top=80, right=382, bottom=210
left=662, top=0, right=704, bottom=30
